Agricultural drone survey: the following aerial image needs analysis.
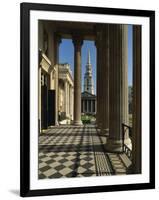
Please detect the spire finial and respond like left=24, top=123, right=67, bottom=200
left=87, top=49, right=91, bottom=64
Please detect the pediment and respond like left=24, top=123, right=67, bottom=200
left=81, top=91, right=96, bottom=98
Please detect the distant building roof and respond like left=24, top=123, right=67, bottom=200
left=81, top=91, right=96, bottom=98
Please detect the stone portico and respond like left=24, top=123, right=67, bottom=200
left=81, top=92, right=96, bottom=114
left=38, top=20, right=141, bottom=174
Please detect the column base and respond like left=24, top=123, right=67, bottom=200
left=97, top=122, right=102, bottom=129
left=98, top=127, right=109, bottom=136
left=55, top=121, right=59, bottom=126
left=106, top=138, right=123, bottom=152
left=73, top=120, right=83, bottom=126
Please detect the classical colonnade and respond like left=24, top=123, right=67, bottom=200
left=38, top=21, right=141, bottom=173
left=64, top=79, right=74, bottom=120
left=81, top=99, right=96, bottom=114
left=96, top=24, right=131, bottom=152
left=70, top=24, right=141, bottom=173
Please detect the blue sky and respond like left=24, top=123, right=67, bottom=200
left=59, top=25, right=132, bottom=94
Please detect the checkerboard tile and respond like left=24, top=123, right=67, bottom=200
left=38, top=125, right=116, bottom=179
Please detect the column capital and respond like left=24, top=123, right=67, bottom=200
left=54, top=33, right=62, bottom=46
left=72, top=35, right=83, bottom=49
left=95, top=31, right=102, bottom=48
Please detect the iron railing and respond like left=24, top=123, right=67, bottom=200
left=122, top=123, right=132, bottom=160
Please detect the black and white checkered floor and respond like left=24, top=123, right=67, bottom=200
left=38, top=125, right=127, bottom=179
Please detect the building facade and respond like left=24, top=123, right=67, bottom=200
left=58, top=64, right=74, bottom=122
left=38, top=21, right=74, bottom=130
left=81, top=92, right=96, bottom=115
left=82, top=50, right=96, bottom=115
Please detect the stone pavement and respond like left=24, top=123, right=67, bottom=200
left=38, top=125, right=130, bottom=179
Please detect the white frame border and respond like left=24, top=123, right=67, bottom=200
left=30, top=10, right=150, bottom=190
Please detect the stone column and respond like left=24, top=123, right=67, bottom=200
left=38, top=21, right=44, bottom=51
left=38, top=21, right=45, bottom=132
left=69, top=85, right=72, bottom=119
left=64, top=80, right=68, bottom=118
left=95, top=25, right=109, bottom=133
left=95, top=30, right=102, bottom=128
left=72, top=87, right=74, bottom=120
left=122, top=26, right=132, bottom=149
left=106, top=24, right=129, bottom=152
left=87, top=100, right=88, bottom=113
left=91, top=100, right=93, bottom=113
left=130, top=25, right=141, bottom=173
left=67, top=82, right=70, bottom=119
left=47, top=26, right=55, bottom=88
left=38, top=50, right=42, bottom=132
left=83, top=100, right=85, bottom=113
left=102, top=25, right=109, bottom=134
left=54, top=34, right=61, bottom=125
left=72, top=36, right=83, bottom=125
left=38, top=22, right=44, bottom=132
left=87, top=100, right=89, bottom=113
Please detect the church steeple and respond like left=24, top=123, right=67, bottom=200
left=87, top=49, right=91, bottom=65
left=84, top=50, right=94, bottom=94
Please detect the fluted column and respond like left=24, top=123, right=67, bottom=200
left=96, top=25, right=109, bottom=133
left=71, top=87, right=74, bottom=120
left=122, top=26, right=132, bottom=148
left=54, top=33, right=61, bottom=125
left=38, top=50, right=42, bottom=132
left=95, top=27, right=102, bottom=128
left=69, top=85, right=72, bottom=119
left=102, top=25, right=109, bottom=134
left=130, top=25, right=141, bottom=173
left=91, top=100, right=93, bottom=113
left=87, top=100, right=89, bottom=113
left=64, top=80, right=68, bottom=118
left=72, top=36, right=83, bottom=125
left=106, top=24, right=129, bottom=152
left=38, top=22, right=44, bottom=131
left=67, top=83, right=70, bottom=118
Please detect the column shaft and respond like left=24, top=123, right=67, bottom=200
left=82, top=100, right=84, bottom=113
left=107, top=24, right=129, bottom=152
left=91, top=100, right=92, bottom=113
left=73, top=37, right=83, bottom=125
left=64, top=81, right=68, bottom=118
left=131, top=25, right=142, bottom=173
left=54, top=34, right=61, bottom=125
left=69, top=85, right=72, bottom=119
left=87, top=100, right=89, bottom=113
left=96, top=29, right=102, bottom=128
left=67, top=83, right=69, bottom=118
left=96, top=25, right=109, bottom=132
left=38, top=65, right=42, bottom=132
left=122, top=26, right=131, bottom=148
